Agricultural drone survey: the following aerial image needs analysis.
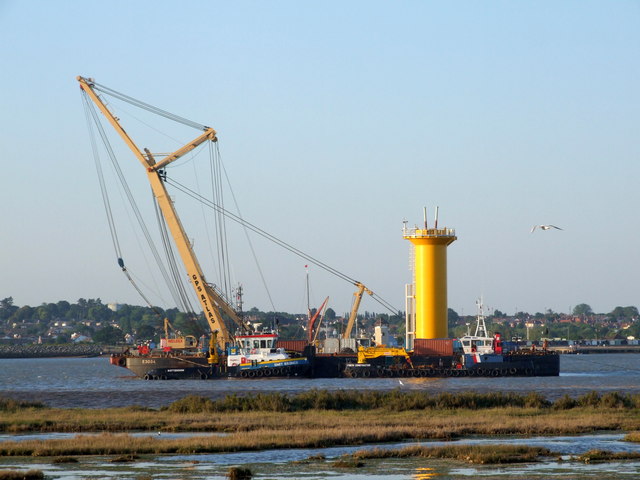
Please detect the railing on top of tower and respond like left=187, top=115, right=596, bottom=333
left=402, top=225, right=456, bottom=238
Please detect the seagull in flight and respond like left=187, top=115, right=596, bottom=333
left=531, top=225, right=563, bottom=233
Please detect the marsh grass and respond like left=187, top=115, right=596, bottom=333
left=226, top=466, right=252, bottom=479
left=163, top=390, right=554, bottom=413
left=0, top=398, right=44, bottom=413
left=1, top=391, right=640, bottom=458
left=52, top=456, right=78, bottom=463
left=625, top=431, right=640, bottom=442
left=349, top=444, right=554, bottom=464
left=0, top=471, right=44, bottom=480
left=332, top=458, right=364, bottom=468
left=110, top=454, right=140, bottom=462
left=577, top=449, right=640, bottom=463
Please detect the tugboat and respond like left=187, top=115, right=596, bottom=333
left=227, top=330, right=309, bottom=378
left=457, top=299, right=559, bottom=377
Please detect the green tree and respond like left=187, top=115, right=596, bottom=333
left=172, top=312, right=205, bottom=337
left=609, top=306, right=639, bottom=320
left=136, top=324, right=158, bottom=341
left=10, top=306, right=34, bottom=323
left=54, top=333, right=71, bottom=344
left=93, top=325, right=124, bottom=344
left=573, top=304, right=593, bottom=316
left=0, top=297, right=18, bottom=321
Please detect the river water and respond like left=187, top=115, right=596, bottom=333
left=2, top=353, right=640, bottom=479
left=1, top=353, right=639, bottom=408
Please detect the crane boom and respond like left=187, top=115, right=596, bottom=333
left=78, top=76, right=244, bottom=349
left=342, top=282, right=373, bottom=339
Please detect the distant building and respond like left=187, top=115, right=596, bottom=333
left=107, top=303, right=123, bottom=312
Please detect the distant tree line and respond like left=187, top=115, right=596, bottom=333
left=1, top=297, right=638, bottom=345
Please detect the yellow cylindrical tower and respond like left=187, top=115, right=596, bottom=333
left=403, top=220, right=456, bottom=339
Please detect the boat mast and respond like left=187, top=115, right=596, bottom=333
left=78, top=76, right=245, bottom=349
left=474, top=297, right=489, bottom=338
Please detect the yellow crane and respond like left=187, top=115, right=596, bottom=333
left=77, top=76, right=245, bottom=351
left=342, top=282, right=373, bottom=339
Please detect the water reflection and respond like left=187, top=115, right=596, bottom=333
left=414, top=466, right=438, bottom=478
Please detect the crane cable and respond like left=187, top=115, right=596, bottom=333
left=82, top=91, right=195, bottom=314
left=166, top=176, right=400, bottom=316
left=209, top=141, right=232, bottom=301
left=89, top=80, right=207, bottom=131
left=84, top=83, right=399, bottom=317
left=215, top=142, right=277, bottom=311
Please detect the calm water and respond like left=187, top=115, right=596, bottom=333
left=1, top=353, right=639, bottom=408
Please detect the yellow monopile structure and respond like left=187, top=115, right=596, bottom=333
left=404, top=218, right=456, bottom=339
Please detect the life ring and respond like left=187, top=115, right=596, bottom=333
left=240, top=357, right=247, bottom=364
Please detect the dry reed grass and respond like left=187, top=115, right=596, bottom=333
left=0, top=391, right=639, bottom=458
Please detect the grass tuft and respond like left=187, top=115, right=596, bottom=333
left=351, top=444, right=553, bottom=464
left=0, top=471, right=44, bottom=480
left=332, top=457, right=364, bottom=468
left=227, top=466, right=252, bottom=479
left=110, top=454, right=139, bottom=462
left=52, top=456, right=78, bottom=463
left=578, top=449, right=640, bottom=463
left=0, top=398, right=44, bottom=413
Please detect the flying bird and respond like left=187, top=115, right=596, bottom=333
left=398, top=379, right=404, bottom=386
left=531, top=225, right=563, bottom=233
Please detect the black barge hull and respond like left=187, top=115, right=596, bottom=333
left=111, top=350, right=559, bottom=379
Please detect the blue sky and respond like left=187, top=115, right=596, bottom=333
left=1, top=1, right=639, bottom=317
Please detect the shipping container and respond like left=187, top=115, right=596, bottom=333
left=277, top=339, right=308, bottom=353
left=413, top=338, right=454, bottom=356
